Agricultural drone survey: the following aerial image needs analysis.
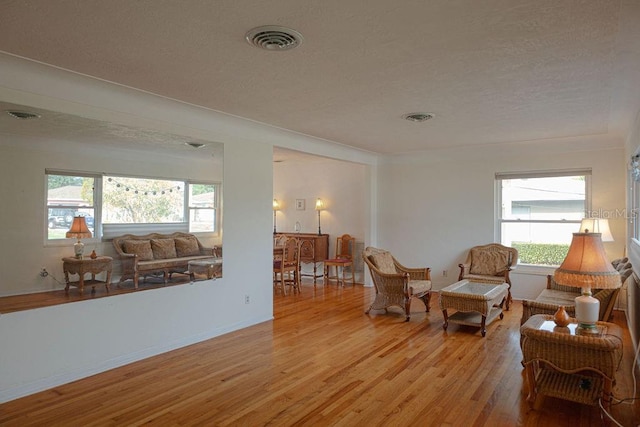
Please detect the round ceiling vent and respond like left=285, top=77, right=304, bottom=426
left=245, top=25, right=303, bottom=51
left=402, top=112, right=435, bottom=122
left=6, top=110, right=40, bottom=120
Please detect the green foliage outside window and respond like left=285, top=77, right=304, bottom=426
left=512, top=242, right=570, bottom=266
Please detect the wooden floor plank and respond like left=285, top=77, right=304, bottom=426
left=1, top=281, right=639, bottom=426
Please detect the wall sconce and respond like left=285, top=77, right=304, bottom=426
left=273, top=199, right=280, bottom=234
left=315, top=198, right=325, bottom=235
left=66, top=216, right=92, bottom=258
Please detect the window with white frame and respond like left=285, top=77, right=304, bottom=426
left=46, top=172, right=98, bottom=240
left=46, top=171, right=220, bottom=241
left=496, top=169, right=591, bottom=267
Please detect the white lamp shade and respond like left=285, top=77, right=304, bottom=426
left=579, top=218, right=613, bottom=242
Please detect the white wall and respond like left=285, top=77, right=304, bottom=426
left=0, top=54, right=374, bottom=403
left=377, top=138, right=627, bottom=301
left=273, top=157, right=367, bottom=249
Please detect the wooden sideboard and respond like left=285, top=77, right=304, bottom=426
left=275, top=233, right=329, bottom=283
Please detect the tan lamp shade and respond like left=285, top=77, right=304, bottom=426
left=553, top=232, right=620, bottom=289
left=315, top=198, right=325, bottom=211
left=66, top=216, right=92, bottom=239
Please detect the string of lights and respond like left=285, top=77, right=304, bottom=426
left=106, top=177, right=181, bottom=196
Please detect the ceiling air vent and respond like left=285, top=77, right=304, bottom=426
left=245, top=25, right=303, bottom=51
left=402, top=112, right=435, bottom=122
left=6, top=110, right=40, bottom=120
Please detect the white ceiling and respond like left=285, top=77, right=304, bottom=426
left=1, top=0, right=639, bottom=155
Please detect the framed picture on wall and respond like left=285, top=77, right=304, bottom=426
left=296, top=199, right=305, bottom=210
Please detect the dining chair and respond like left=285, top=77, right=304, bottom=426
left=324, top=234, right=356, bottom=286
left=273, top=237, right=300, bottom=295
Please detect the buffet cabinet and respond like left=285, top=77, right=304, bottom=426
left=275, top=233, right=329, bottom=283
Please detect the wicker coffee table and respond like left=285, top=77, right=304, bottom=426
left=439, top=280, right=509, bottom=337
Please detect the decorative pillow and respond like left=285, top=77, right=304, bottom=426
left=175, top=237, right=200, bottom=257
left=151, top=238, right=177, bottom=259
left=123, top=240, right=154, bottom=261
left=370, top=252, right=396, bottom=274
left=469, top=249, right=509, bottom=276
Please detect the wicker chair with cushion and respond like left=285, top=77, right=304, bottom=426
left=521, top=259, right=630, bottom=325
left=458, top=243, right=518, bottom=307
left=363, top=247, right=432, bottom=321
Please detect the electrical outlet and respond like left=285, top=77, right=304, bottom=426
left=244, top=295, right=250, bottom=304
left=40, top=268, right=49, bottom=278
left=442, top=270, right=448, bottom=277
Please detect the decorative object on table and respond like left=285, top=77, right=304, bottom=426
left=578, top=218, right=613, bottom=241
left=273, top=199, right=280, bottom=234
left=315, top=198, right=325, bottom=235
left=66, top=216, right=92, bottom=259
left=553, top=231, right=621, bottom=333
left=553, top=305, right=571, bottom=327
left=90, top=249, right=98, bottom=259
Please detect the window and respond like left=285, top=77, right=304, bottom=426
left=103, top=176, right=185, bottom=224
left=46, top=172, right=98, bottom=240
left=46, top=171, right=220, bottom=241
left=496, top=169, right=591, bottom=267
left=188, top=183, right=218, bottom=233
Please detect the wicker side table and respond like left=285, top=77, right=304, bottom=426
left=520, top=314, right=623, bottom=414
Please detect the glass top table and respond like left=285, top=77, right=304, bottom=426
left=438, top=279, right=510, bottom=337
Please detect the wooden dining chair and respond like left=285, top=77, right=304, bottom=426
left=324, top=234, right=355, bottom=286
left=274, top=237, right=300, bottom=295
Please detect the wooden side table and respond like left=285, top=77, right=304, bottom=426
left=520, top=314, right=623, bottom=415
left=62, top=256, right=113, bottom=294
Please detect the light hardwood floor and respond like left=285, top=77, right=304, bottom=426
left=1, top=281, right=638, bottom=426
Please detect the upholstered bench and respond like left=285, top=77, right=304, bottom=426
left=113, top=232, right=218, bottom=288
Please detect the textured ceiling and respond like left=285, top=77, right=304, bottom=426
left=0, top=0, right=639, bottom=154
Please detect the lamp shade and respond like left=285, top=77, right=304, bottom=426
left=579, top=218, right=613, bottom=242
left=273, top=199, right=280, bottom=211
left=315, top=198, right=325, bottom=211
left=66, top=216, right=92, bottom=239
left=553, top=232, right=620, bottom=289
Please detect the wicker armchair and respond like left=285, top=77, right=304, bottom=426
left=362, top=247, right=432, bottom=321
left=521, top=260, right=630, bottom=325
left=458, top=243, right=518, bottom=307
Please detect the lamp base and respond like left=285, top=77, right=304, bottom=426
left=73, top=240, right=85, bottom=259
left=577, top=323, right=600, bottom=334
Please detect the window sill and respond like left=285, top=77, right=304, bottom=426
left=512, top=264, right=557, bottom=276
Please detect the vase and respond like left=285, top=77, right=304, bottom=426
left=553, top=305, right=570, bottom=327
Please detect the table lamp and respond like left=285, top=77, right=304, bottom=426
left=273, top=199, right=280, bottom=234
left=579, top=218, right=613, bottom=242
left=315, top=198, right=325, bottom=235
left=66, top=216, right=92, bottom=259
left=553, top=231, right=621, bottom=332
